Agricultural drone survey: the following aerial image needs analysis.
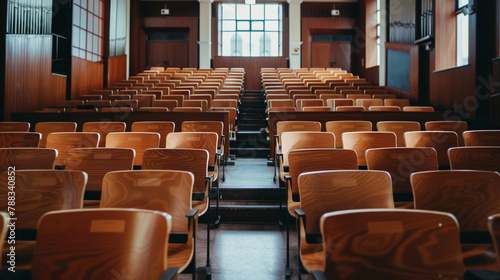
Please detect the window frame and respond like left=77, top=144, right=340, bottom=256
left=72, top=0, right=104, bottom=62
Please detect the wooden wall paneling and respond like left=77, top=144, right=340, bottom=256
left=107, top=55, right=127, bottom=86
left=364, top=66, right=379, bottom=86
left=491, top=58, right=500, bottom=127
left=1, top=0, right=6, bottom=120
left=434, top=0, right=457, bottom=71
left=4, top=35, right=66, bottom=120
left=130, top=0, right=142, bottom=75
left=71, top=57, right=104, bottom=99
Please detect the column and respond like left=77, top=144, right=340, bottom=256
left=198, top=0, right=213, bottom=69
left=288, top=0, right=303, bottom=69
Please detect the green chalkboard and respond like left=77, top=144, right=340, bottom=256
left=387, top=49, right=410, bottom=92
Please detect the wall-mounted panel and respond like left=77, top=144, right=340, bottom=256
left=71, top=57, right=104, bottom=99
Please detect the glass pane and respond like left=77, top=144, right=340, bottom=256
left=222, top=32, right=234, bottom=56
left=72, top=26, right=79, bottom=47
left=237, top=5, right=250, bottom=20
left=251, top=5, right=264, bottom=20
left=267, top=32, right=279, bottom=56
left=240, top=32, right=250, bottom=56
left=265, top=5, right=279, bottom=20
left=88, top=13, right=93, bottom=33
left=265, top=21, right=279, bottom=31
left=93, top=34, right=98, bottom=53
left=80, top=29, right=86, bottom=49
left=252, top=21, right=264, bottom=31
left=456, top=12, right=469, bottom=66
left=95, top=0, right=99, bottom=14
left=222, top=4, right=236, bottom=20
left=250, top=32, right=261, bottom=56
left=88, top=0, right=93, bottom=12
left=100, top=1, right=103, bottom=17
left=87, top=33, right=92, bottom=52
left=81, top=0, right=87, bottom=9
left=72, top=47, right=78, bottom=56
left=222, top=20, right=236, bottom=31
left=80, top=9, right=86, bottom=29
left=74, top=0, right=80, bottom=6
left=94, top=15, right=99, bottom=34
left=80, top=50, right=85, bottom=59
left=73, top=6, right=80, bottom=26
left=237, top=21, right=250, bottom=31
left=458, top=0, right=468, bottom=9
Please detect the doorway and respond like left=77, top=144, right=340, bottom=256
left=145, top=28, right=189, bottom=69
left=311, top=34, right=352, bottom=72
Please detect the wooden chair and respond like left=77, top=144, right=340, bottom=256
left=131, top=121, right=175, bottom=148
left=106, top=132, right=160, bottom=166
left=326, top=98, right=353, bottom=110
left=82, top=121, right=126, bottom=147
left=302, top=106, right=331, bottom=112
left=343, top=131, right=397, bottom=166
left=143, top=148, right=214, bottom=275
left=84, top=99, right=112, bottom=107
left=335, top=105, right=364, bottom=112
left=112, top=100, right=139, bottom=110
left=268, top=99, right=294, bottom=109
left=295, top=170, right=394, bottom=275
left=132, top=94, right=156, bottom=107
left=425, top=121, right=468, bottom=146
left=46, top=132, right=100, bottom=166
left=283, top=149, right=358, bottom=277
left=0, top=212, right=8, bottom=265
left=325, top=120, right=372, bottom=148
left=296, top=99, right=324, bottom=111
left=100, top=170, right=197, bottom=278
left=488, top=214, right=500, bottom=272
left=312, top=209, right=465, bottom=280
left=404, top=131, right=458, bottom=166
left=183, top=100, right=209, bottom=111
left=31, top=209, right=177, bottom=280
left=0, top=170, right=87, bottom=270
left=356, top=98, right=383, bottom=111
left=448, top=146, right=500, bottom=172
left=153, top=99, right=178, bottom=111
left=384, top=98, right=410, bottom=109
left=0, top=148, right=57, bottom=174
left=402, top=106, right=435, bottom=112
left=0, top=132, right=41, bottom=148
left=0, top=122, right=30, bottom=132
left=412, top=170, right=500, bottom=270
left=376, top=121, right=421, bottom=147
left=463, top=130, right=500, bottom=146
left=138, top=106, right=169, bottom=112
left=181, top=121, right=225, bottom=181
left=211, top=99, right=238, bottom=109
left=366, top=147, right=438, bottom=208
left=100, top=106, right=134, bottom=113
left=172, top=107, right=203, bottom=112
left=212, top=107, right=237, bottom=138
left=35, top=122, right=77, bottom=148
left=368, top=105, right=401, bottom=111
left=65, top=148, right=135, bottom=207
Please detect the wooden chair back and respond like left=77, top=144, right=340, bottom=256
left=153, top=99, right=178, bottom=111
left=276, top=121, right=322, bottom=149
left=82, top=121, right=126, bottom=147
left=106, top=132, right=160, bottom=166
left=35, top=122, right=77, bottom=147
left=0, top=132, right=41, bottom=148
left=488, top=214, right=500, bottom=271
left=335, top=106, right=364, bottom=112
left=384, top=98, right=410, bottom=109
left=377, top=121, right=421, bottom=147
left=449, top=147, right=500, bottom=172
left=0, top=122, right=30, bottom=132
left=402, top=106, right=435, bottom=112
left=320, top=209, right=464, bottom=279
left=425, top=121, right=468, bottom=146
left=281, top=132, right=335, bottom=167
left=343, top=132, right=396, bottom=166
left=404, top=131, right=458, bottom=166
left=368, top=105, right=401, bottom=111
left=463, top=130, right=500, bottom=146
left=0, top=148, right=57, bottom=174
left=325, top=120, right=372, bottom=148
left=31, top=209, right=171, bottom=280
left=356, top=98, right=383, bottom=111
left=131, top=121, right=175, bottom=148
left=182, top=121, right=224, bottom=151
left=46, top=132, right=100, bottom=166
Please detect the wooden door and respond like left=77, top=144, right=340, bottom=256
left=145, top=30, right=189, bottom=69
left=311, top=40, right=352, bottom=72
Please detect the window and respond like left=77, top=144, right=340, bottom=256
left=218, top=3, right=282, bottom=57
left=72, top=0, right=104, bottom=62
left=109, top=0, right=127, bottom=57
left=456, top=0, right=469, bottom=66
left=376, top=0, right=381, bottom=66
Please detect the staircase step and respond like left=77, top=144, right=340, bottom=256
left=230, top=147, right=269, bottom=158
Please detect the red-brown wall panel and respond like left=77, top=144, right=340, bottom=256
left=107, top=55, right=127, bottom=86
left=71, top=57, right=104, bottom=99
left=4, top=35, right=66, bottom=120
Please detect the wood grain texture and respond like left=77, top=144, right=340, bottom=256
left=325, top=120, right=372, bottom=148
left=31, top=209, right=171, bottom=280
left=100, top=170, right=195, bottom=272
left=366, top=147, right=438, bottom=194
left=71, top=57, right=104, bottom=100
left=463, top=130, right=500, bottom=146
left=342, top=131, right=396, bottom=166
left=0, top=170, right=87, bottom=228
left=142, top=148, right=210, bottom=215
left=131, top=121, right=175, bottom=148
left=411, top=170, right=500, bottom=231
left=0, top=122, right=30, bottom=132
left=0, top=132, right=41, bottom=148
left=321, top=209, right=464, bottom=279
left=376, top=121, right=421, bottom=147
left=65, top=148, right=135, bottom=192
left=281, top=131, right=335, bottom=170
left=0, top=212, right=8, bottom=265
left=404, top=131, right=458, bottom=166
left=425, top=121, right=468, bottom=146
left=46, top=133, right=100, bottom=166
left=4, top=35, right=66, bottom=121
left=448, top=147, right=500, bottom=173
left=35, top=122, right=77, bottom=148
left=181, top=121, right=224, bottom=151
left=0, top=148, right=57, bottom=174
left=488, top=213, right=500, bottom=271
left=105, top=132, right=160, bottom=166
left=107, top=55, right=127, bottom=87
left=82, top=122, right=127, bottom=147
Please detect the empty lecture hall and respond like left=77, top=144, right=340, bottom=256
left=1, top=0, right=500, bottom=279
